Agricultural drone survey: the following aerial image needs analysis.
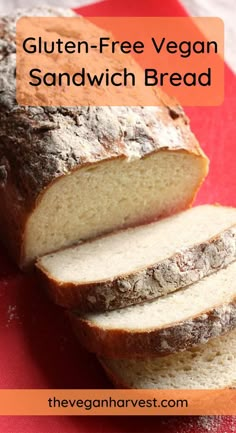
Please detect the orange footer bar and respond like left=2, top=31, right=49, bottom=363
left=0, top=390, right=235, bottom=415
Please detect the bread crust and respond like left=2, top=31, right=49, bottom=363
left=69, top=296, right=236, bottom=358
left=0, top=8, right=208, bottom=267
left=36, top=225, right=236, bottom=311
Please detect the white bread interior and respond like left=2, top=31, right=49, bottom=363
left=102, top=328, right=236, bottom=389
left=25, top=150, right=206, bottom=264
left=38, top=204, right=236, bottom=283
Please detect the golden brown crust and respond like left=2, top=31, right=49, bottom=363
left=68, top=299, right=236, bottom=359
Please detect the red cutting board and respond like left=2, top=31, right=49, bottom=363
left=0, top=0, right=235, bottom=432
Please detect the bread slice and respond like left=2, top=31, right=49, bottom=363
left=100, top=329, right=236, bottom=389
left=0, top=8, right=208, bottom=268
left=70, top=261, right=236, bottom=358
left=36, top=205, right=236, bottom=311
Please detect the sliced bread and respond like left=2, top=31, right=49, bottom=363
left=100, top=328, right=236, bottom=389
left=37, top=205, right=236, bottom=311
left=70, top=261, right=236, bottom=358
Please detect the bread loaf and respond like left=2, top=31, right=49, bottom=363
left=0, top=8, right=208, bottom=268
left=70, top=261, right=236, bottom=358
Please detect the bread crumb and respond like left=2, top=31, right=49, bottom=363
left=161, top=416, right=236, bottom=433
left=6, top=304, right=20, bottom=327
left=197, top=416, right=236, bottom=432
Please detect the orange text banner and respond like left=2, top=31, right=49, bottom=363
left=16, top=16, right=224, bottom=107
left=0, top=390, right=235, bottom=415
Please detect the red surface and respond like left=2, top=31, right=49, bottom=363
left=0, top=0, right=235, bottom=432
